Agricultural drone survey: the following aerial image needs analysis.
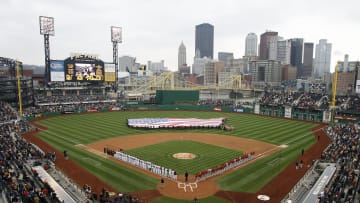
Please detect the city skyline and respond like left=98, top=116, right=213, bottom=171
left=0, top=0, right=359, bottom=72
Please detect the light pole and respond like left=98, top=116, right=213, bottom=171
left=39, top=16, right=55, bottom=87
left=111, top=26, right=122, bottom=89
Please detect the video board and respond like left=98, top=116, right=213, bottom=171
left=64, top=55, right=104, bottom=82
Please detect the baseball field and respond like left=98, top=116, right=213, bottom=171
left=28, top=110, right=321, bottom=202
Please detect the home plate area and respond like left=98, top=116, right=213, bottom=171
left=177, top=181, right=198, bottom=192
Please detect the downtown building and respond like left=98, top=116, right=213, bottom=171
left=119, top=56, right=137, bottom=72
left=259, top=31, right=278, bottom=60
left=245, top=33, right=258, bottom=57
left=147, top=60, right=167, bottom=74
left=290, top=38, right=304, bottom=78
left=204, top=61, right=225, bottom=86
left=218, top=52, right=234, bottom=68
left=192, top=57, right=212, bottom=76
left=336, top=55, right=360, bottom=95
left=250, top=60, right=282, bottom=88
left=313, top=39, right=332, bottom=79
left=178, top=41, right=190, bottom=74
left=303, top=43, right=314, bottom=79
left=277, top=38, right=291, bottom=65
left=195, top=23, right=214, bottom=59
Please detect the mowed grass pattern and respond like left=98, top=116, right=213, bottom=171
left=35, top=111, right=318, bottom=200
left=125, top=140, right=243, bottom=174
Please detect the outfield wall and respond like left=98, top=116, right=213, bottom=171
left=23, top=103, right=357, bottom=124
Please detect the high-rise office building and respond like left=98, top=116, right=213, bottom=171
left=195, top=23, right=214, bottom=59
left=303, top=43, right=314, bottom=78
left=218, top=52, right=234, bottom=67
left=277, top=39, right=291, bottom=65
left=290, top=38, right=304, bottom=78
left=343, top=54, right=349, bottom=72
left=259, top=31, right=278, bottom=60
left=245, top=33, right=258, bottom=57
left=313, top=39, right=332, bottom=78
left=178, top=41, right=187, bottom=70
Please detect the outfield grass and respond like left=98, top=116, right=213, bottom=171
left=126, top=140, right=243, bottom=174
left=35, top=111, right=318, bottom=201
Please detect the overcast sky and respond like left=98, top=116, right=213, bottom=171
left=1, top=0, right=359, bottom=72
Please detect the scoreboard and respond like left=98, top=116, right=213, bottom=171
left=64, top=55, right=104, bottom=82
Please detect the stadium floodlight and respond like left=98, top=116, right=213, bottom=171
left=111, top=26, right=122, bottom=43
left=39, top=16, right=55, bottom=36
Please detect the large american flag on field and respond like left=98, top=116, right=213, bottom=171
left=127, top=117, right=226, bottom=128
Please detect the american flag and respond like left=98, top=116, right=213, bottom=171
left=128, top=117, right=226, bottom=128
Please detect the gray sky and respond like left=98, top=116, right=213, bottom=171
left=1, top=0, right=359, bottom=72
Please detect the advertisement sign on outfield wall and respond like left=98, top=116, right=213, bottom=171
left=254, top=104, right=260, bottom=114
left=356, top=80, right=360, bottom=94
left=284, top=106, right=292, bottom=118
left=322, top=111, right=331, bottom=123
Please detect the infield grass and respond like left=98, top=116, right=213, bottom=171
left=125, top=140, right=243, bottom=174
left=35, top=110, right=318, bottom=198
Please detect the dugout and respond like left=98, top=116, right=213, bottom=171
left=155, top=90, right=199, bottom=105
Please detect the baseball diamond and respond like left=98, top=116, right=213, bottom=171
left=24, top=110, right=327, bottom=203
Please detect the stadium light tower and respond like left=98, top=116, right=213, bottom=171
left=111, top=26, right=122, bottom=85
left=39, top=16, right=55, bottom=87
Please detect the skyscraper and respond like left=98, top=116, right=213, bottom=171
left=277, top=38, right=291, bottom=65
left=245, top=33, right=257, bottom=57
left=313, top=39, right=332, bottom=78
left=178, top=41, right=186, bottom=70
left=195, top=23, right=214, bottom=59
left=290, top=38, right=304, bottom=78
left=259, top=31, right=278, bottom=60
left=303, top=43, right=314, bottom=78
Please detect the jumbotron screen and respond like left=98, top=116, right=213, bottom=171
left=64, top=56, right=104, bottom=82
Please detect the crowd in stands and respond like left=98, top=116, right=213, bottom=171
left=0, top=101, right=18, bottom=122
left=258, top=92, right=360, bottom=112
left=0, top=105, right=60, bottom=202
left=346, top=96, right=360, bottom=111
left=21, top=94, right=120, bottom=118
left=258, top=92, right=302, bottom=107
left=34, top=95, right=113, bottom=105
left=319, top=123, right=360, bottom=202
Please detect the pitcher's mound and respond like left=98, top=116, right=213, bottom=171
left=173, top=153, right=196, bottom=160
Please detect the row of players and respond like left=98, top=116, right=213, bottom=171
left=113, top=151, right=178, bottom=181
